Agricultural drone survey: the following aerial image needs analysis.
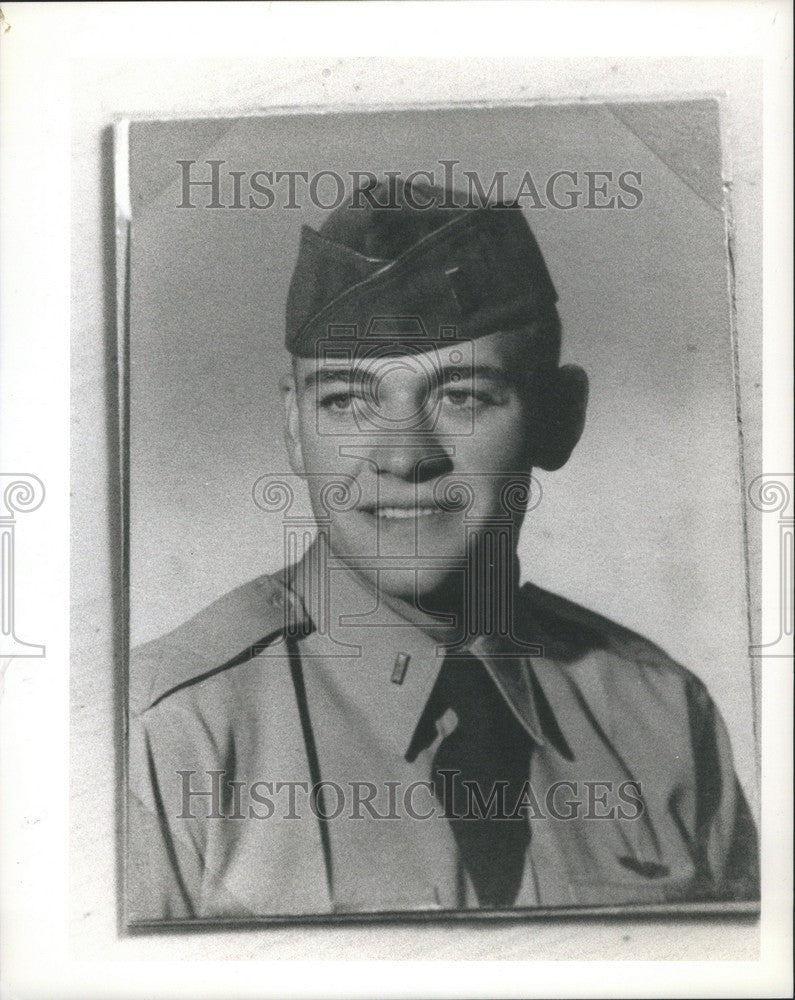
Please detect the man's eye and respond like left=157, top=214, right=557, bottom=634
left=443, top=386, right=499, bottom=410
left=443, top=388, right=475, bottom=407
left=320, top=392, right=353, bottom=412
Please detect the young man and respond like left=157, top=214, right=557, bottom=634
left=128, top=181, right=757, bottom=921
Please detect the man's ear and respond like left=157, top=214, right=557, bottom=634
left=533, top=364, right=589, bottom=472
left=280, top=373, right=306, bottom=477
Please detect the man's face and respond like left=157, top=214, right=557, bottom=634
left=284, top=329, right=539, bottom=603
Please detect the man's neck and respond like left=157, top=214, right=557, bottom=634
left=334, top=544, right=523, bottom=651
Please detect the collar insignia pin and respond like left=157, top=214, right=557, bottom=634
left=391, top=652, right=410, bottom=686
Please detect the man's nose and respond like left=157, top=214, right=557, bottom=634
left=372, top=436, right=453, bottom=482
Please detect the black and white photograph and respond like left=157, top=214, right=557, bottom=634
left=1, top=2, right=792, bottom=997
left=123, top=102, right=758, bottom=923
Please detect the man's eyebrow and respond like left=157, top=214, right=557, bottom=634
left=302, top=369, right=353, bottom=390
left=302, top=362, right=520, bottom=391
left=439, top=363, right=518, bottom=386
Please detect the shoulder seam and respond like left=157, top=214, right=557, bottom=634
left=131, top=569, right=312, bottom=713
left=519, top=580, right=696, bottom=681
left=143, top=629, right=290, bottom=713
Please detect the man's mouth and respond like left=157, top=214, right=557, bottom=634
left=361, top=504, right=440, bottom=520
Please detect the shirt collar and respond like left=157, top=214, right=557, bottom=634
left=290, top=537, right=568, bottom=758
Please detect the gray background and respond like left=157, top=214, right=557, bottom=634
left=127, top=103, right=756, bottom=807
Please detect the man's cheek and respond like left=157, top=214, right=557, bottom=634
left=304, top=441, right=340, bottom=475
left=456, top=441, right=532, bottom=478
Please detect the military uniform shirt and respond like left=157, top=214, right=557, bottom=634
left=127, top=546, right=758, bottom=921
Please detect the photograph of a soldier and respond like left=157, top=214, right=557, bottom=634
left=127, top=128, right=758, bottom=922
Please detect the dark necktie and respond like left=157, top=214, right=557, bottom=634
left=425, top=655, right=534, bottom=907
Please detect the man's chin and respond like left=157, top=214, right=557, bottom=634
left=352, top=565, right=465, bottom=610
left=328, top=511, right=467, bottom=558
left=320, top=518, right=469, bottom=606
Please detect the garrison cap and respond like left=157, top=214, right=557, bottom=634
left=285, top=179, right=559, bottom=356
